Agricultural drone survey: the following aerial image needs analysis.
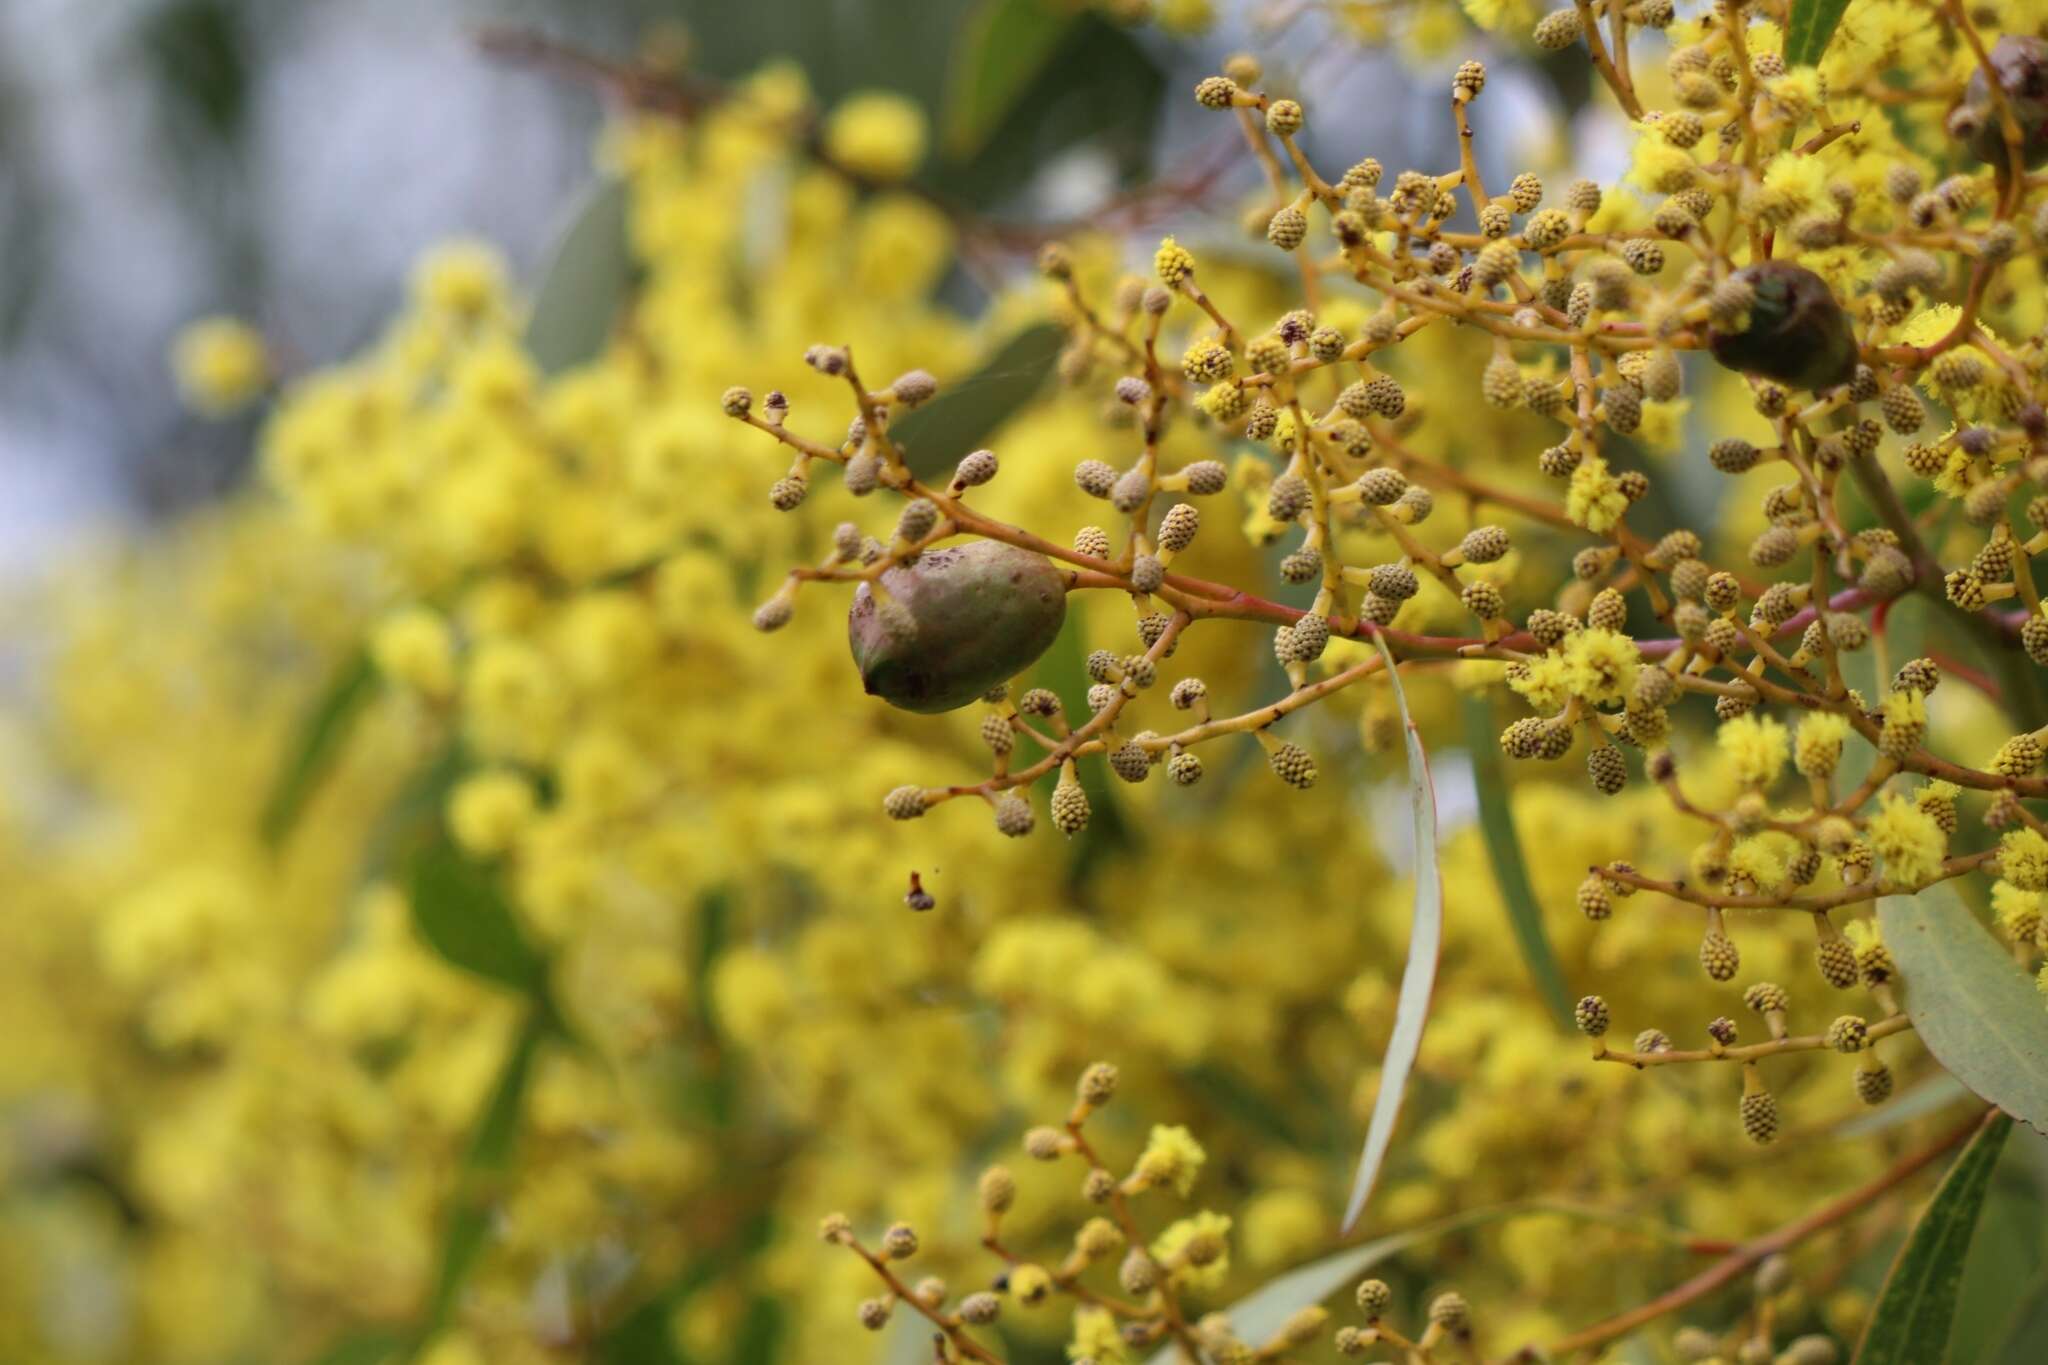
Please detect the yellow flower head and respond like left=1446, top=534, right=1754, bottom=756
left=1882, top=687, right=1926, bottom=742
left=1566, top=456, right=1629, bottom=534
left=1994, top=880, right=2047, bottom=933
left=1509, top=653, right=1573, bottom=711
left=1728, top=835, right=1790, bottom=895
left=411, top=239, right=508, bottom=318
left=170, top=317, right=269, bottom=416
left=1718, top=713, right=1789, bottom=789
left=2001, top=829, right=2048, bottom=892
left=1069, top=1304, right=1129, bottom=1361
left=1150, top=1209, right=1232, bottom=1291
left=1793, top=712, right=1850, bottom=778
left=1134, top=1123, right=1207, bottom=1196
left=1562, top=627, right=1641, bottom=707
left=370, top=606, right=458, bottom=700
left=1866, top=792, right=1946, bottom=887
left=822, top=90, right=928, bottom=183
left=1155, top=235, right=1196, bottom=289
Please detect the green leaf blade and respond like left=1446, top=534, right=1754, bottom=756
left=890, top=322, right=1064, bottom=478
left=1343, top=639, right=1442, bottom=1233
left=1784, top=0, right=1855, bottom=68
left=1461, top=693, right=1573, bottom=1030
left=525, top=178, right=634, bottom=375
left=261, top=647, right=376, bottom=848
left=1879, top=886, right=2048, bottom=1133
left=1853, top=1111, right=2013, bottom=1365
left=414, top=1009, right=547, bottom=1350
left=311, top=1332, right=402, bottom=1365
left=943, top=0, right=1076, bottom=158
left=406, top=842, right=547, bottom=992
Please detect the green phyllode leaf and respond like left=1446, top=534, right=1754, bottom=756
left=1784, top=0, right=1855, bottom=68
left=410, top=1008, right=549, bottom=1354
left=1461, top=693, right=1574, bottom=1030
left=891, top=322, right=1065, bottom=478
left=406, top=842, right=548, bottom=993
left=1853, top=1110, right=2013, bottom=1365
left=1342, top=638, right=1443, bottom=1234
left=525, top=177, right=635, bottom=375
left=260, top=647, right=377, bottom=848
left=942, top=0, right=1077, bottom=157
left=1879, top=885, right=2048, bottom=1133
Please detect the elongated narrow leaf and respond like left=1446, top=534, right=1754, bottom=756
left=525, top=178, right=633, bottom=375
left=311, top=1332, right=401, bottom=1365
left=1949, top=1139, right=2048, bottom=1364
left=594, top=1213, right=774, bottom=1365
left=1853, top=1111, right=2013, bottom=1365
left=406, top=842, right=547, bottom=992
left=1460, top=693, right=1573, bottom=1030
left=943, top=0, right=1076, bottom=157
left=1343, top=639, right=1442, bottom=1233
left=261, top=647, right=376, bottom=847
left=362, top=742, right=468, bottom=882
left=414, top=1009, right=547, bottom=1351
left=1880, top=887, right=2048, bottom=1133
left=1784, top=0, right=1854, bottom=67
left=891, top=323, right=1064, bottom=478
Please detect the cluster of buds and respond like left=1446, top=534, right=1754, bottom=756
left=822, top=1059, right=1500, bottom=1364
left=728, top=9, right=2048, bottom=851
left=730, top=6, right=2048, bottom=1153
left=1575, top=944, right=1903, bottom=1147
left=823, top=1062, right=1279, bottom=1362
left=1334, top=1277, right=1478, bottom=1360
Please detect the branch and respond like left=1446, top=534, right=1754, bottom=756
left=1513, top=1107, right=1993, bottom=1361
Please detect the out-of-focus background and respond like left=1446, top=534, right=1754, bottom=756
left=0, top=0, right=1609, bottom=565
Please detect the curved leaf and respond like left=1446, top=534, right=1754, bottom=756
left=1950, top=1137, right=2048, bottom=1363
left=891, top=323, right=1064, bottom=478
left=311, top=1333, right=400, bottom=1365
left=412, top=1008, right=548, bottom=1354
left=525, top=178, right=633, bottom=375
left=1853, top=1111, right=2012, bottom=1365
left=1879, top=886, right=2048, bottom=1134
left=943, top=0, right=1075, bottom=157
left=1343, top=639, right=1442, bottom=1233
left=1784, top=0, right=1854, bottom=68
left=261, top=647, right=376, bottom=847
left=1461, top=693, right=1573, bottom=1030
left=406, top=842, right=546, bottom=992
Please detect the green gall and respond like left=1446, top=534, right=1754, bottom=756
left=1707, top=262, right=1857, bottom=391
left=849, top=540, right=1067, bottom=714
